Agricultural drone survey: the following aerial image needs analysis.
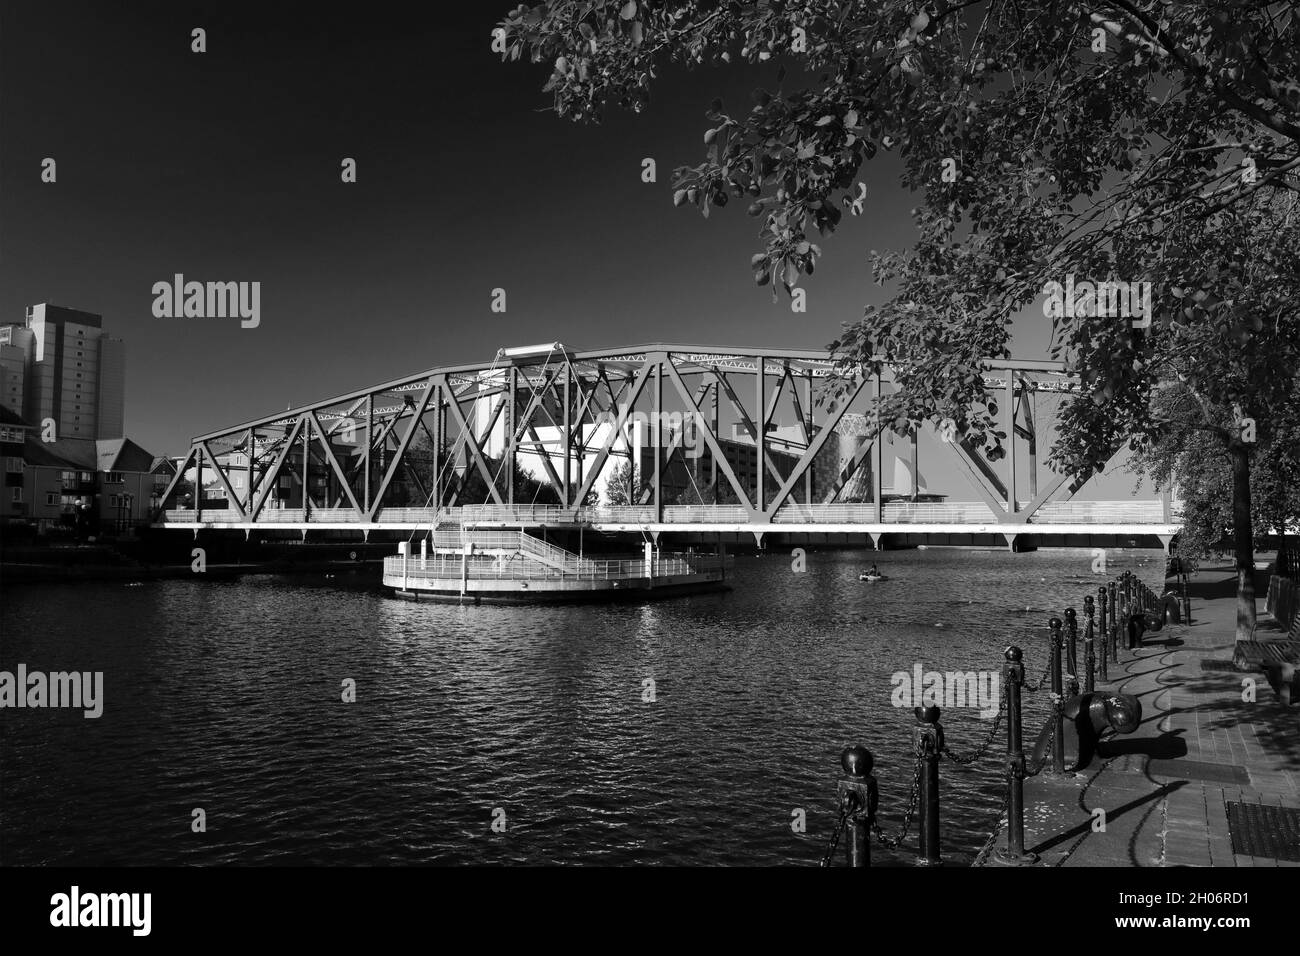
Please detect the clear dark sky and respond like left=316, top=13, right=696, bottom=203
left=2, top=2, right=1138, bottom=496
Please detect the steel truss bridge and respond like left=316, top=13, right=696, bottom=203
left=155, top=342, right=1181, bottom=550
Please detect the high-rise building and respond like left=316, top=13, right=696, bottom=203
left=0, top=304, right=125, bottom=440
left=0, top=324, right=36, bottom=421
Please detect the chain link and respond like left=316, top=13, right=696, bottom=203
left=1023, top=705, right=1060, bottom=778
left=870, top=751, right=924, bottom=849
left=940, top=691, right=1007, bottom=765
left=819, top=792, right=855, bottom=868
left=1064, top=640, right=1080, bottom=696
left=1021, top=653, right=1053, bottom=693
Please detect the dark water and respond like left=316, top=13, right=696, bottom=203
left=0, top=547, right=1166, bottom=866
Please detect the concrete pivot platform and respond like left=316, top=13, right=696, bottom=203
left=391, top=572, right=729, bottom=604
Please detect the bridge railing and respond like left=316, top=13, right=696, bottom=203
left=663, top=505, right=750, bottom=523
left=881, top=501, right=1001, bottom=523
left=1031, top=501, right=1164, bottom=524
left=461, top=504, right=575, bottom=525
left=581, top=506, right=657, bottom=523
left=257, top=509, right=307, bottom=523
left=305, top=508, right=364, bottom=523
left=162, top=499, right=1175, bottom=527
left=371, top=507, right=440, bottom=523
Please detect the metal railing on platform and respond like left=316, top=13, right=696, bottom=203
left=383, top=553, right=727, bottom=582
left=427, top=528, right=603, bottom=574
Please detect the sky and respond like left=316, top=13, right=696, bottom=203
left=0, top=2, right=1143, bottom=500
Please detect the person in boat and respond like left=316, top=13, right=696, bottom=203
left=867, top=563, right=879, bottom=577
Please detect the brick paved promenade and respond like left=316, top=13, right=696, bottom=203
left=977, top=561, right=1300, bottom=867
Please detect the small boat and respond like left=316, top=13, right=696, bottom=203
left=859, top=572, right=887, bottom=582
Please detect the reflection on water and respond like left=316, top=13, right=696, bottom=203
left=0, top=547, right=1166, bottom=865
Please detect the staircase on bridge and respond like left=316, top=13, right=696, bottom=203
left=428, top=526, right=601, bottom=577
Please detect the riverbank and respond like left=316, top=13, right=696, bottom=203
left=976, top=558, right=1300, bottom=867
left=0, top=539, right=389, bottom=585
left=0, top=559, right=383, bottom=584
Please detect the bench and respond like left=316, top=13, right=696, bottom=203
left=1233, top=639, right=1300, bottom=705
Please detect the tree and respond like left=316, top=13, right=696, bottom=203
left=605, top=459, right=641, bottom=505
left=498, top=1, right=1300, bottom=640
left=1248, top=418, right=1300, bottom=565
left=1135, top=382, right=1300, bottom=567
left=453, top=452, right=564, bottom=506
left=1055, top=188, right=1300, bottom=636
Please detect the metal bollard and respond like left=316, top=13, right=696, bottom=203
left=993, top=646, right=1038, bottom=865
left=837, top=745, right=877, bottom=867
left=1049, top=617, right=1066, bottom=775
left=1083, top=595, right=1096, bottom=694
left=914, top=705, right=943, bottom=867
left=1064, top=607, right=1080, bottom=696
left=1181, top=570, right=1192, bottom=624
left=1107, top=580, right=1118, bottom=660
left=1097, top=586, right=1110, bottom=681
left=1129, top=610, right=1146, bottom=650
left=1109, top=581, right=1120, bottom=662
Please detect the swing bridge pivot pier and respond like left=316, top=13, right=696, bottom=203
left=155, top=342, right=1182, bottom=566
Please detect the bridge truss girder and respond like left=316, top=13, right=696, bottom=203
left=157, top=343, right=1142, bottom=527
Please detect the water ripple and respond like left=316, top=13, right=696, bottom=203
left=0, top=547, right=1163, bottom=865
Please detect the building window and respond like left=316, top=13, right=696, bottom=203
left=4, top=457, right=22, bottom=473
left=108, top=494, right=119, bottom=508
left=79, top=471, right=92, bottom=482
left=46, top=492, right=58, bottom=506
left=10, top=487, right=20, bottom=503
left=106, top=471, right=124, bottom=484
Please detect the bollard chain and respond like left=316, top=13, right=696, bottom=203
left=870, top=752, right=924, bottom=849
left=1022, top=706, right=1060, bottom=778
left=941, top=691, right=1007, bottom=765
left=1021, top=654, right=1053, bottom=693
left=819, top=791, right=856, bottom=868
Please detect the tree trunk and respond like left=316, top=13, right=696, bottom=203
left=1228, top=440, right=1256, bottom=642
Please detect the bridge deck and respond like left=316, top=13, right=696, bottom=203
left=155, top=501, right=1179, bottom=539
